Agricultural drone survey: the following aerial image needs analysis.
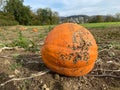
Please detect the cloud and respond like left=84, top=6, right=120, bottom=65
left=24, top=0, right=120, bottom=16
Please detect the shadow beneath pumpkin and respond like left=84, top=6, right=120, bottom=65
left=15, top=54, right=48, bottom=71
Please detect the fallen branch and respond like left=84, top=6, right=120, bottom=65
left=93, top=69, right=120, bottom=72
left=0, top=47, right=14, bottom=53
left=112, top=62, right=120, bottom=66
left=0, top=56, right=11, bottom=58
left=86, top=74, right=120, bottom=78
left=2, top=47, right=14, bottom=50
left=98, top=49, right=109, bottom=53
left=0, top=70, right=50, bottom=87
left=0, top=46, right=25, bottom=53
left=26, top=60, right=44, bottom=64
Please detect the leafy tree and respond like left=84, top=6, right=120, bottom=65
left=1, top=0, right=59, bottom=25
left=52, top=11, right=59, bottom=24
left=105, top=15, right=115, bottom=22
left=0, top=0, right=6, bottom=11
left=115, top=13, right=120, bottom=21
left=0, top=12, right=18, bottom=26
left=89, top=15, right=104, bottom=23
left=36, top=8, right=59, bottom=25
left=30, top=12, right=39, bottom=25
left=4, top=0, right=31, bottom=25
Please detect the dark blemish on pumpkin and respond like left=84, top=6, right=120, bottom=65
left=75, top=52, right=79, bottom=55
left=80, top=68, right=85, bottom=74
left=75, top=52, right=82, bottom=60
left=72, top=35, right=77, bottom=43
left=68, top=45, right=71, bottom=48
left=81, top=40, right=86, bottom=50
left=86, top=32, right=89, bottom=34
left=72, top=45, right=76, bottom=50
left=68, top=53, right=74, bottom=60
left=80, top=70, right=83, bottom=73
left=83, top=52, right=89, bottom=61
left=68, top=56, right=72, bottom=60
left=60, top=53, right=74, bottom=61
left=87, top=42, right=92, bottom=46
left=73, top=68, right=79, bottom=72
left=84, top=46, right=88, bottom=51
left=73, top=57, right=78, bottom=64
left=60, top=67, right=64, bottom=71
left=73, top=54, right=82, bottom=64
left=72, top=31, right=92, bottom=63
left=78, top=54, right=82, bottom=60
left=86, top=61, right=89, bottom=65
left=70, top=53, right=74, bottom=56
left=60, top=54, right=65, bottom=60
left=76, top=45, right=81, bottom=49
left=65, top=56, right=68, bottom=60
left=83, top=52, right=88, bottom=56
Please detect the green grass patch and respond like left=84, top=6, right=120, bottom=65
left=0, top=43, right=5, bottom=48
left=25, top=22, right=120, bottom=29
left=110, top=42, right=120, bottom=50
left=81, top=22, right=120, bottom=28
left=25, top=25, right=55, bottom=30
left=10, top=63, right=22, bottom=71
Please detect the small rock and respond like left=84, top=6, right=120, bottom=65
left=0, top=49, right=2, bottom=53
left=14, top=69, right=20, bottom=75
left=54, top=74, right=60, bottom=80
left=106, top=61, right=113, bottom=63
left=40, top=42, right=44, bottom=46
left=108, top=52, right=115, bottom=57
left=42, top=84, right=49, bottom=90
left=45, top=88, right=50, bottom=90
left=40, top=80, right=43, bottom=84
left=60, top=77, right=64, bottom=81
left=81, top=80, right=84, bottom=83
left=62, top=82, right=71, bottom=90
left=4, top=60, right=11, bottom=65
left=43, top=84, right=47, bottom=88
left=9, top=75, right=15, bottom=78
left=42, top=84, right=47, bottom=89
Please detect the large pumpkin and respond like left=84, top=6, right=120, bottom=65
left=41, top=23, right=98, bottom=76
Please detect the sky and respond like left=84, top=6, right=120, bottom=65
left=24, top=0, right=120, bottom=16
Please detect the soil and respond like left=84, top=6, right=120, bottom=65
left=0, top=26, right=120, bottom=90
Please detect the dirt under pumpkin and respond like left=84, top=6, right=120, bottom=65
left=0, top=27, right=120, bottom=90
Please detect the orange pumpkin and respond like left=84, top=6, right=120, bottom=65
left=20, top=27, right=27, bottom=31
left=33, top=28, right=38, bottom=32
left=41, top=23, right=98, bottom=76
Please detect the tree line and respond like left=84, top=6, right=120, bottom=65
left=0, top=0, right=59, bottom=26
left=61, top=14, right=120, bottom=24
left=88, top=14, right=120, bottom=23
left=1, top=0, right=120, bottom=26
